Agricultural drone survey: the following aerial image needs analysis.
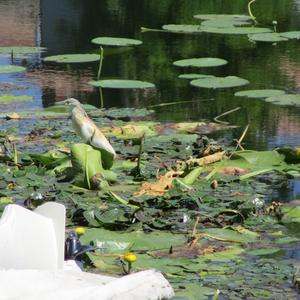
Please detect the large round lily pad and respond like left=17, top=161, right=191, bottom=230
left=162, top=24, right=202, bottom=33
left=173, top=57, right=227, bottom=68
left=200, top=26, right=272, bottom=35
left=88, top=79, right=155, bottom=89
left=179, top=74, right=215, bottom=79
left=201, top=19, right=250, bottom=28
left=0, top=65, right=26, bottom=74
left=249, top=33, right=288, bottom=42
left=191, top=76, right=249, bottom=89
left=0, top=47, right=46, bottom=55
left=0, top=94, right=33, bottom=104
left=194, top=14, right=252, bottom=22
left=280, top=31, right=300, bottom=39
left=43, top=54, right=100, bottom=63
left=235, top=89, right=286, bottom=98
left=264, top=94, right=300, bottom=106
left=91, top=37, right=142, bottom=46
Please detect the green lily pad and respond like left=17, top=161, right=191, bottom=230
left=247, top=248, right=281, bottom=256
left=191, top=76, right=249, bottom=89
left=203, top=228, right=257, bottom=243
left=264, top=94, right=300, bottom=106
left=201, top=18, right=250, bottom=28
left=249, top=32, right=288, bottom=42
left=173, top=57, right=227, bottom=68
left=178, top=74, right=215, bottom=79
left=201, top=26, right=272, bottom=35
left=235, top=89, right=286, bottom=98
left=43, top=54, right=100, bottom=63
left=0, top=47, right=46, bottom=55
left=194, top=14, right=252, bottom=21
left=0, top=94, right=33, bottom=104
left=91, top=37, right=142, bottom=46
left=81, top=228, right=186, bottom=253
left=280, top=31, right=300, bottom=39
left=162, top=24, right=202, bottom=33
left=88, top=79, right=155, bottom=89
left=0, top=65, right=26, bottom=74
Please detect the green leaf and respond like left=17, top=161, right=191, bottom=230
left=235, top=89, right=286, bottom=98
left=88, top=79, right=155, bottom=89
left=191, top=76, right=249, bottom=89
left=249, top=33, right=288, bottom=42
left=202, top=228, right=257, bottom=243
left=178, top=74, right=215, bottom=79
left=280, top=31, right=300, bottom=39
left=71, top=143, right=115, bottom=188
left=81, top=228, right=186, bottom=253
left=0, top=94, right=33, bottom=103
left=91, top=37, right=142, bottom=46
left=264, top=94, right=300, bottom=106
left=194, top=14, right=252, bottom=22
left=43, top=54, right=100, bottom=63
left=162, top=24, right=202, bottom=33
left=0, top=65, right=26, bottom=73
left=200, top=26, right=272, bottom=35
left=173, top=57, right=227, bottom=68
left=247, top=248, right=281, bottom=256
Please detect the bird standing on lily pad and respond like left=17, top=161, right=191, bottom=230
left=60, top=98, right=116, bottom=169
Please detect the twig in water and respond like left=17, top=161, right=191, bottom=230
left=214, top=107, right=241, bottom=125
left=233, top=124, right=249, bottom=151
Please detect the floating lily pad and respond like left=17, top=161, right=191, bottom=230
left=91, top=37, right=142, bottom=46
left=201, top=19, right=250, bottom=28
left=264, top=94, right=300, bottom=106
left=191, top=76, right=249, bottom=89
left=0, top=94, right=33, bottom=104
left=178, top=74, right=215, bottom=79
left=0, top=46, right=46, bottom=55
left=88, top=79, right=155, bottom=89
left=247, top=248, right=281, bottom=256
left=162, top=24, right=202, bottom=33
left=235, top=89, right=286, bottom=98
left=201, top=26, right=272, bottom=35
left=0, top=65, right=26, bottom=73
left=249, top=32, right=288, bottom=42
left=280, top=31, right=300, bottom=39
left=173, top=57, right=227, bottom=68
left=194, top=14, right=252, bottom=22
left=43, top=54, right=100, bottom=63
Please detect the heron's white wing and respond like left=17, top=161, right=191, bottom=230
left=77, top=122, right=95, bottom=142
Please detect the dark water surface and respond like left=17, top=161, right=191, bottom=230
left=1, top=0, right=300, bottom=152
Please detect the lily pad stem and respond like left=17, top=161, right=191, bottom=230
left=13, top=142, right=18, bottom=165
left=248, top=0, right=257, bottom=23
left=99, top=87, right=104, bottom=108
left=97, top=46, right=104, bottom=80
left=137, top=133, right=145, bottom=175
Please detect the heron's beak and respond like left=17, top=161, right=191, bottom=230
left=54, top=100, right=68, bottom=106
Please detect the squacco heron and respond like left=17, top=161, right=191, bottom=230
left=61, top=98, right=116, bottom=161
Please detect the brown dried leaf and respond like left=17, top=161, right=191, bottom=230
left=134, top=170, right=183, bottom=197
left=218, top=166, right=248, bottom=176
left=188, top=151, right=226, bottom=166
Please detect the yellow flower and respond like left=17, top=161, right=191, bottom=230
left=75, top=227, right=86, bottom=236
left=123, top=252, right=137, bottom=263
left=296, top=147, right=300, bottom=156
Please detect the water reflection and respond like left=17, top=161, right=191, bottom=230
left=1, top=0, right=300, bottom=151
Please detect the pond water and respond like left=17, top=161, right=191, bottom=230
left=1, top=1, right=300, bottom=150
